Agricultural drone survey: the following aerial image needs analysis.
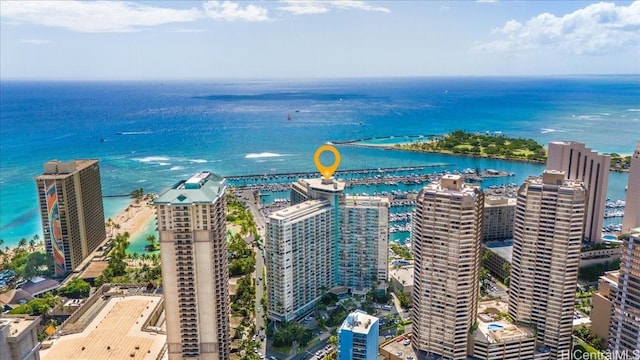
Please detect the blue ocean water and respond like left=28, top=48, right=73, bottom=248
left=1, top=76, right=639, bottom=247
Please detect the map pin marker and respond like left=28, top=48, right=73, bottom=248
left=314, top=145, right=341, bottom=179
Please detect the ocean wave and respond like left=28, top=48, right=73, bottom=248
left=170, top=166, right=185, bottom=171
left=245, top=152, right=283, bottom=159
left=627, top=109, right=640, bottom=112
left=189, top=159, right=208, bottom=163
left=135, top=156, right=170, bottom=163
left=541, top=128, right=557, bottom=134
left=159, top=162, right=170, bottom=166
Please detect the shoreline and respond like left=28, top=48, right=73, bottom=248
left=336, top=141, right=547, bottom=166
left=107, top=197, right=156, bottom=250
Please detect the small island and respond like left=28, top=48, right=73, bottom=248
left=394, top=130, right=547, bottom=163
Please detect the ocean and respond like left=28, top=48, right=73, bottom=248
left=1, top=76, right=639, bottom=248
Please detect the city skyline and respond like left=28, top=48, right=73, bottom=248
left=1, top=1, right=639, bottom=80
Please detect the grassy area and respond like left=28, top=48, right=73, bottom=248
left=395, top=130, right=547, bottom=162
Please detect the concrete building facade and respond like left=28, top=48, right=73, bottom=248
left=338, top=196, right=389, bottom=294
left=508, top=170, right=586, bottom=358
left=266, top=200, right=335, bottom=322
left=267, top=178, right=389, bottom=322
left=622, top=141, right=640, bottom=234
left=337, top=310, right=379, bottom=360
left=155, top=172, right=230, bottom=360
left=591, top=271, right=619, bottom=342
left=482, top=196, right=516, bottom=242
left=546, top=141, right=610, bottom=243
left=0, top=316, right=41, bottom=360
left=36, top=159, right=106, bottom=277
left=411, top=174, right=484, bottom=360
left=609, top=228, right=640, bottom=353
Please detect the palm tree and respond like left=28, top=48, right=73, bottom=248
left=131, top=252, right=139, bottom=267
left=29, top=239, right=35, bottom=251
left=32, top=234, right=40, bottom=246
left=18, top=238, right=27, bottom=249
left=150, top=253, right=160, bottom=266
left=145, top=235, right=157, bottom=251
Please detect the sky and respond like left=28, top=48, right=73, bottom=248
left=1, top=0, right=639, bottom=80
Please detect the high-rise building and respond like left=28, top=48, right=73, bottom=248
left=411, top=174, right=484, bottom=360
left=546, top=141, right=610, bottom=242
left=36, top=160, right=106, bottom=277
left=155, top=172, right=230, bottom=360
left=622, top=141, right=640, bottom=234
left=267, top=178, right=388, bottom=322
left=337, top=310, right=379, bottom=360
left=508, top=170, right=586, bottom=358
left=482, top=196, right=516, bottom=242
left=0, top=315, right=41, bottom=360
left=609, top=227, right=640, bottom=353
left=266, top=200, right=335, bottom=322
left=338, top=196, right=389, bottom=294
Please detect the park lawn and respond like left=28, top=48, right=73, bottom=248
left=453, top=144, right=473, bottom=151
left=512, top=149, right=534, bottom=157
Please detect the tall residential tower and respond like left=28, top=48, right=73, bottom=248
left=155, top=172, right=230, bottom=360
left=609, top=227, right=640, bottom=353
left=411, top=174, right=484, bottom=360
left=267, top=178, right=389, bottom=322
left=508, top=170, right=586, bottom=358
left=546, top=141, right=610, bottom=242
left=36, top=159, right=106, bottom=277
left=622, top=141, right=640, bottom=234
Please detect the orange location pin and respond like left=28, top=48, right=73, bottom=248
left=314, top=145, right=341, bottom=179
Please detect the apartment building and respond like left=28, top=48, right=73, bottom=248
left=546, top=141, right=610, bottom=243
left=155, top=172, right=230, bottom=360
left=508, top=170, right=586, bottom=358
left=411, top=174, right=484, bottom=360
left=36, top=159, right=106, bottom=277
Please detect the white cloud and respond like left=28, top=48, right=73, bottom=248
left=0, top=1, right=271, bottom=32
left=21, top=39, right=52, bottom=45
left=277, top=0, right=390, bottom=15
left=472, top=1, right=640, bottom=55
left=202, top=1, right=270, bottom=22
left=0, top=1, right=202, bottom=33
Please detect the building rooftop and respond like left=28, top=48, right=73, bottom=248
left=36, top=159, right=99, bottom=179
left=483, top=242, right=513, bottom=263
left=340, top=310, right=378, bottom=335
left=474, top=300, right=535, bottom=344
left=154, top=171, right=225, bottom=205
left=269, top=199, right=331, bottom=221
left=485, top=196, right=517, bottom=207
left=297, top=178, right=346, bottom=193
left=20, top=277, right=60, bottom=297
left=0, top=315, right=40, bottom=338
left=389, top=266, right=414, bottom=288
left=40, top=295, right=165, bottom=360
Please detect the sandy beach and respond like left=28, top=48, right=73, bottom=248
left=108, top=197, right=156, bottom=242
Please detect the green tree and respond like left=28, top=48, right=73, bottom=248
left=130, top=188, right=145, bottom=202
left=58, top=277, right=91, bottom=298
left=18, top=238, right=27, bottom=249
left=22, top=252, right=53, bottom=279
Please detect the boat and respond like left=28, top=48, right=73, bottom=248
left=287, top=113, right=291, bottom=121
left=99, top=137, right=105, bottom=143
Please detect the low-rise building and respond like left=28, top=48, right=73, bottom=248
left=389, top=265, right=413, bottom=296
left=469, top=301, right=536, bottom=360
left=481, top=243, right=512, bottom=283
left=0, top=315, right=41, bottom=360
left=591, top=271, right=619, bottom=342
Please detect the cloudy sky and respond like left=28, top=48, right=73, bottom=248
left=1, top=0, right=638, bottom=80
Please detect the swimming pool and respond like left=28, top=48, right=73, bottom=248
left=602, top=234, right=618, bottom=241
left=487, top=323, right=505, bottom=331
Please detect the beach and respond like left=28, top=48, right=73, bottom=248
left=108, top=197, right=157, bottom=248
